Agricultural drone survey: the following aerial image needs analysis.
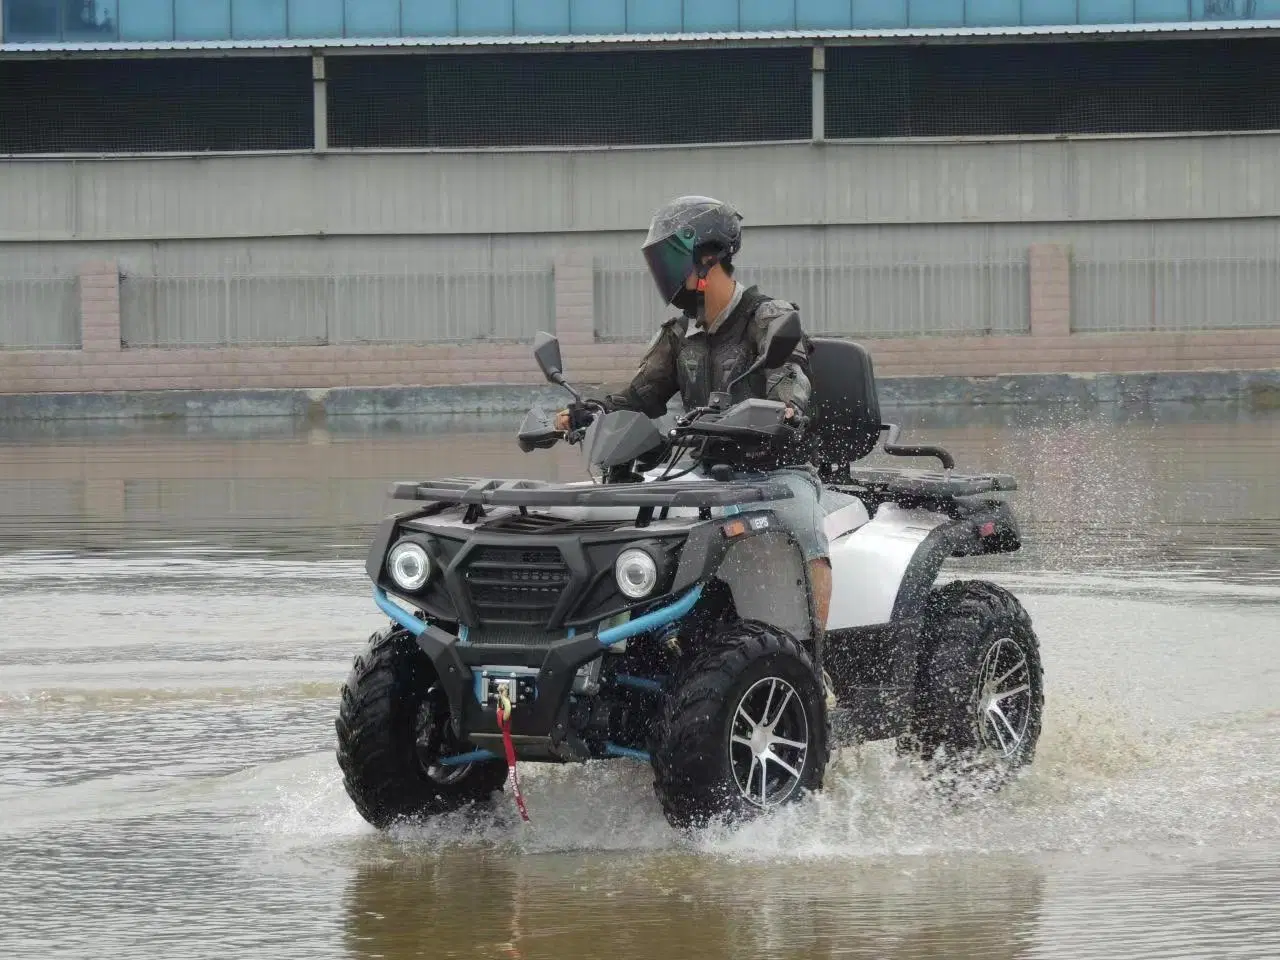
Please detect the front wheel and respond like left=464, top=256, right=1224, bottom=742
left=335, top=628, right=508, bottom=829
left=651, top=619, right=830, bottom=830
left=898, top=579, right=1045, bottom=789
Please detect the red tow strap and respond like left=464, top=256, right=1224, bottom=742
left=495, top=694, right=530, bottom=823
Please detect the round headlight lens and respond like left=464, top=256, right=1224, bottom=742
left=388, top=541, right=431, bottom=591
left=615, top=548, right=658, bottom=599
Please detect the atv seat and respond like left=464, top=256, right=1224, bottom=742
left=806, top=337, right=884, bottom=482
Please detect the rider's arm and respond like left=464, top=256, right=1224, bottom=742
left=751, top=299, right=812, bottom=417
left=601, top=320, right=681, bottom=419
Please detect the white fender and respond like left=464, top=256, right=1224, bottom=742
left=825, top=503, right=952, bottom=630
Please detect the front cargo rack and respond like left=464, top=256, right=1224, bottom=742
left=389, top=476, right=795, bottom=510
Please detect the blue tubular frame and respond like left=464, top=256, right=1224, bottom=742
left=604, top=743, right=651, bottom=762
left=374, top=587, right=429, bottom=636
left=596, top=584, right=703, bottom=647
left=614, top=674, right=665, bottom=695
left=437, top=749, right=500, bottom=767
left=372, top=583, right=704, bottom=646
left=371, top=584, right=702, bottom=766
left=440, top=744, right=650, bottom=766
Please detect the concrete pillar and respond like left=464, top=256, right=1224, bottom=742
left=312, top=53, right=328, bottom=152
left=811, top=45, right=826, bottom=144
left=78, top=260, right=122, bottom=352
left=553, top=252, right=594, bottom=343
left=1029, top=243, right=1072, bottom=338
left=552, top=251, right=601, bottom=381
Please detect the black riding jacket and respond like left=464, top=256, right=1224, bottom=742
left=603, top=284, right=814, bottom=469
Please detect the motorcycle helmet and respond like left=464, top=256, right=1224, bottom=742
left=641, top=195, right=743, bottom=313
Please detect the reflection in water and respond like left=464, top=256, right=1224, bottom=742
left=0, top=399, right=1277, bottom=959
left=342, top=852, right=1046, bottom=960
left=0, top=402, right=1275, bottom=583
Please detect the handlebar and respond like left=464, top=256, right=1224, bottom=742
left=670, top=401, right=805, bottom=443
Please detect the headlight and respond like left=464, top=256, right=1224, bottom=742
left=614, top=548, right=658, bottom=599
left=388, top=541, right=431, bottom=591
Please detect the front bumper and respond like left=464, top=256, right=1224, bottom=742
left=373, top=584, right=702, bottom=762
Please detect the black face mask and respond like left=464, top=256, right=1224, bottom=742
left=670, top=287, right=701, bottom=314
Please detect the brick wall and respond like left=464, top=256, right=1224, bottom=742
left=2, top=246, right=1278, bottom=397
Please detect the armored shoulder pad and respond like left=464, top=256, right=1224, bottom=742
left=643, top=314, right=685, bottom=350
left=753, top=297, right=800, bottom=322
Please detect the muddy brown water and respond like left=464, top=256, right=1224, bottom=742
left=1, top=401, right=1277, bottom=959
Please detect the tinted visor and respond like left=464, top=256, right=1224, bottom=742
left=642, top=234, right=695, bottom=305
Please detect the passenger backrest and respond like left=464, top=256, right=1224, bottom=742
left=806, top=337, right=883, bottom=480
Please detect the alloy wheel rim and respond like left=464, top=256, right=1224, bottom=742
left=729, top=676, right=810, bottom=808
left=975, top=637, right=1033, bottom=757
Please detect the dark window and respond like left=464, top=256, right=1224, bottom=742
left=825, top=37, right=1280, bottom=138
left=326, top=47, right=812, bottom=149
left=0, top=56, right=313, bottom=154
left=4, top=0, right=119, bottom=42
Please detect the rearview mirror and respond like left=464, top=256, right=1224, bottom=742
left=761, top=312, right=802, bottom=368
left=532, top=329, right=584, bottom=401
left=532, top=331, right=564, bottom=383
left=724, top=311, right=804, bottom=393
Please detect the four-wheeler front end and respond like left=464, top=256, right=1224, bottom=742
left=337, top=473, right=812, bottom=828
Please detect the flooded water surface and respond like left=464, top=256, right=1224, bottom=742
left=1, top=401, right=1278, bottom=959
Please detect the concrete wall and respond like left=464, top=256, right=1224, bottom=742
left=2, top=136, right=1280, bottom=402
left=7, top=135, right=1280, bottom=241
left=3, top=246, right=1279, bottom=403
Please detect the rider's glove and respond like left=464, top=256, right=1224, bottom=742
left=566, top=402, right=595, bottom=431
left=782, top=404, right=808, bottom=432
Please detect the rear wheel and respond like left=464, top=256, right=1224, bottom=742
left=651, top=619, right=830, bottom=830
left=898, top=579, right=1044, bottom=789
left=335, top=629, right=507, bottom=828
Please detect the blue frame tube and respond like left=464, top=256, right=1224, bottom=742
left=372, top=583, right=703, bottom=647
left=374, top=587, right=428, bottom=636
left=614, top=674, right=665, bottom=695
left=604, top=743, right=651, bottom=762
left=436, top=749, right=500, bottom=767
left=596, top=584, right=703, bottom=647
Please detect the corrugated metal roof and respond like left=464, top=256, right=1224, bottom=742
left=4, top=19, right=1280, bottom=54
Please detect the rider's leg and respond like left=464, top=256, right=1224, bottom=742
left=808, top=557, right=832, bottom=630
left=749, top=468, right=831, bottom=635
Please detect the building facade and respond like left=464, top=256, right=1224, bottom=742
left=3, top=0, right=1277, bottom=44
left=2, top=4, right=1280, bottom=402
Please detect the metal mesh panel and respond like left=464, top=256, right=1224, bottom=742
left=1072, top=257, right=1280, bottom=333
left=326, top=48, right=811, bottom=149
left=0, top=57, right=312, bottom=154
left=824, top=37, right=1280, bottom=139
left=595, top=261, right=1029, bottom=341
left=118, top=269, right=554, bottom=347
left=0, top=276, right=80, bottom=349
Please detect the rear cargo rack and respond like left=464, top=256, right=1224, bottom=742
left=841, top=467, right=1017, bottom=498
left=389, top=476, right=795, bottom=510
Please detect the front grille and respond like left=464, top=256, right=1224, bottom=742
left=462, top=545, right=572, bottom=625
left=467, top=625, right=561, bottom=647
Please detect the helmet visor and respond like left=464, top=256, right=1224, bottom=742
left=642, top=234, right=695, bottom=305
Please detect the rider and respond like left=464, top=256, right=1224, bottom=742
left=554, top=195, right=832, bottom=636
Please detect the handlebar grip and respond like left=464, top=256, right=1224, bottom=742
left=567, top=402, right=595, bottom=431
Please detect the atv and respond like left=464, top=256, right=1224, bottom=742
left=335, top=314, right=1045, bottom=831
